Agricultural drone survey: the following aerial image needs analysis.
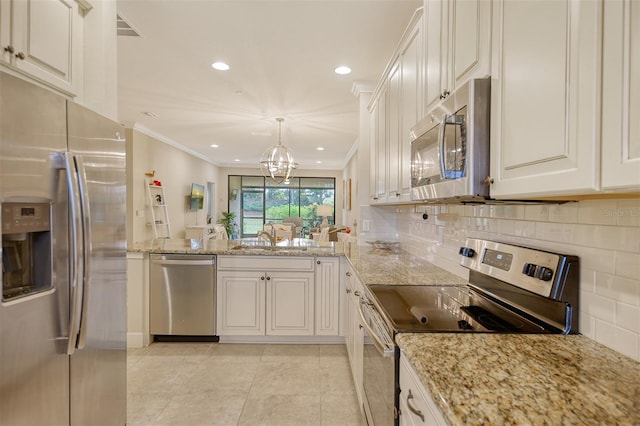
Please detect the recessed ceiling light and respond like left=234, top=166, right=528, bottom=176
left=212, top=62, right=230, bottom=71
left=233, top=159, right=241, bottom=162
left=143, top=111, right=158, bottom=118
left=210, top=144, right=219, bottom=148
left=334, top=66, right=351, bottom=75
left=316, top=147, right=325, bottom=151
left=316, top=161, right=322, bottom=164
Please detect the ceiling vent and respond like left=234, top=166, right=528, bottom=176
left=117, top=14, right=140, bottom=37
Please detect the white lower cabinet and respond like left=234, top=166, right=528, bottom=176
left=216, top=270, right=266, bottom=335
left=342, top=260, right=365, bottom=413
left=266, top=271, right=314, bottom=336
left=217, top=256, right=345, bottom=338
left=399, top=351, right=447, bottom=426
left=315, top=257, right=341, bottom=336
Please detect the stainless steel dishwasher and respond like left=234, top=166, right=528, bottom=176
left=149, top=254, right=217, bottom=340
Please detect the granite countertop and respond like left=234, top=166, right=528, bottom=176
left=129, top=238, right=468, bottom=286
left=396, top=333, right=640, bottom=425
left=129, top=238, right=341, bottom=257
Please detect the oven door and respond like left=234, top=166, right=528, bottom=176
left=358, top=295, right=397, bottom=426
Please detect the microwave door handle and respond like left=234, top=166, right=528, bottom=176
left=438, top=115, right=448, bottom=178
left=63, top=153, right=84, bottom=355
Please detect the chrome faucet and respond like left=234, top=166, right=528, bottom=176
left=257, top=230, right=276, bottom=246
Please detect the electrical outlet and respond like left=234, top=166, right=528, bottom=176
left=362, top=219, right=371, bottom=232
left=136, top=210, right=145, bottom=217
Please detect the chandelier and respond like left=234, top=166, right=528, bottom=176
left=260, top=117, right=298, bottom=184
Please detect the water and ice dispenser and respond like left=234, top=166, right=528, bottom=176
left=1, top=202, right=52, bottom=301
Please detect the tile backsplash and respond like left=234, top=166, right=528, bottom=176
left=359, top=198, right=640, bottom=361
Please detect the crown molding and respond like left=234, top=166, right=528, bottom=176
left=128, top=122, right=219, bottom=166
left=351, top=81, right=375, bottom=96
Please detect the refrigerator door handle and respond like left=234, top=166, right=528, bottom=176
left=63, top=153, right=85, bottom=355
left=74, top=155, right=92, bottom=350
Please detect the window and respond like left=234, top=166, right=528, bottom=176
left=228, top=176, right=335, bottom=238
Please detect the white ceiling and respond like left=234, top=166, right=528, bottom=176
left=116, top=0, right=422, bottom=170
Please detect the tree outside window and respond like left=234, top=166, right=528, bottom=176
left=227, top=176, right=335, bottom=238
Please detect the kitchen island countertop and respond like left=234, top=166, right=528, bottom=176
left=129, top=238, right=468, bottom=286
left=396, top=333, right=640, bottom=425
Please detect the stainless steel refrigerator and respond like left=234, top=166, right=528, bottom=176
left=0, top=72, right=126, bottom=425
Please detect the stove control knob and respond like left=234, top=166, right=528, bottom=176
left=459, top=247, right=476, bottom=258
left=522, top=263, right=537, bottom=277
left=536, top=266, right=554, bottom=281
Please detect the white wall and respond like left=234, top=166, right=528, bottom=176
left=126, top=127, right=219, bottom=244
left=359, top=198, right=640, bottom=361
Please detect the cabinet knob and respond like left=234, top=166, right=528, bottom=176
left=483, top=176, right=494, bottom=186
left=15, top=52, right=25, bottom=60
left=266, top=276, right=271, bottom=281
left=261, top=276, right=265, bottom=280
left=346, top=272, right=352, bottom=277
left=346, top=289, right=352, bottom=294
left=317, top=260, right=321, bottom=264
left=4, top=45, right=14, bottom=54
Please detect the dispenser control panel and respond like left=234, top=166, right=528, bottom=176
left=2, top=202, right=51, bottom=234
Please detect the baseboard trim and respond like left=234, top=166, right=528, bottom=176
left=218, top=335, right=346, bottom=344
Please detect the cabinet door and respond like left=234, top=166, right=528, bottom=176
left=266, top=271, right=314, bottom=336
left=449, top=0, right=491, bottom=89
left=601, top=0, right=640, bottom=191
left=387, top=61, right=401, bottom=199
left=315, top=257, right=340, bottom=336
left=369, top=104, right=379, bottom=201
left=424, top=0, right=448, bottom=112
left=489, top=0, right=601, bottom=198
left=352, top=292, right=365, bottom=408
left=217, top=271, right=265, bottom=335
left=375, top=87, right=388, bottom=200
left=400, top=20, right=423, bottom=197
left=1, top=0, right=80, bottom=95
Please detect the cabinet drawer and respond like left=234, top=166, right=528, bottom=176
left=217, top=255, right=315, bottom=271
left=399, top=352, right=447, bottom=425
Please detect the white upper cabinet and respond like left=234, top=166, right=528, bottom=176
left=424, top=0, right=448, bottom=111
left=601, top=0, right=640, bottom=192
left=369, top=8, right=423, bottom=204
left=0, top=0, right=83, bottom=96
left=370, top=86, right=387, bottom=202
left=489, top=0, right=601, bottom=198
left=424, top=0, right=491, bottom=112
left=387, top=61, right=401, bottom=199
left=449, top=0, right=491, bottom=91
left=399, top=19, right=423, bottom=200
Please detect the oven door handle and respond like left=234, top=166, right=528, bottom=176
left=358, top=298, right=395, bottom=357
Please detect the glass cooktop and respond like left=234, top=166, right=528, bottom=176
left=367, top=285, right=550, bottom=333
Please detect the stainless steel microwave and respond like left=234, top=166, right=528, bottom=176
left=409, top=78, right=490, bottom=203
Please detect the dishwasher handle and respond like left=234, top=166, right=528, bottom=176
left=151, top=259, right=215, bottom=266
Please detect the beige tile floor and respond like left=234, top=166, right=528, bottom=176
left=127, top=343, right=362, bottom=426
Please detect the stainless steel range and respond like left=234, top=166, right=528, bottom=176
left=358, top=238, right=579, bottom=425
